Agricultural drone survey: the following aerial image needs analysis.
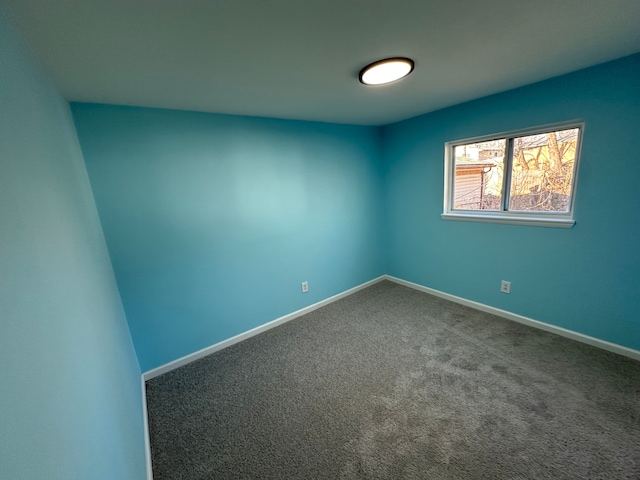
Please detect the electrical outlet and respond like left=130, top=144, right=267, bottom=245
left=301, top=281, right=309, bottom=293
left=500, top=280, right=511, bottom=294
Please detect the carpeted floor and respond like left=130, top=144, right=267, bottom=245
left=146, top=280, right=640, bottom=479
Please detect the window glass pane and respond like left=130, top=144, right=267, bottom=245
left=453, top=139, right=505, bottom=210
left=508, top=128, right=579, bottom=212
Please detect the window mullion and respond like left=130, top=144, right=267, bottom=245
left=501, top=137, right=514, bottom=211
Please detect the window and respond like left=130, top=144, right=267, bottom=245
left=442, top=122, right=583, bottom=228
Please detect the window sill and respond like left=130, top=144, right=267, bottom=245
left=441, top=212, right=575, bottom=228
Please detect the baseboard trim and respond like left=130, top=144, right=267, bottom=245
left=142, top=275, right=387, bottom=380
left=141, top=376, right=153, bottom=480
left=384, top=275, right=640, bottom=361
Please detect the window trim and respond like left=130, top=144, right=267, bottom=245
left=442, top=120, right=584, bottom=228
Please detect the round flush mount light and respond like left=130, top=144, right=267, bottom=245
left=359, top=57, right=414, bottom=86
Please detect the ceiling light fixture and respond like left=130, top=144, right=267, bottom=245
left=359, top=57, right=414, bottom=86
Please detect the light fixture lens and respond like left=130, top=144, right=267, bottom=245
left=359, top=57, right=414, bottom=86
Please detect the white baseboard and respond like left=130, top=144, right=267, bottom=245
left=384, top=275, right=640, bottom=361
left=141, top=376, right=153, bottom=480
left=142, top=273, right=640, bottom=381
left=142, top=275, right=387, bottom=381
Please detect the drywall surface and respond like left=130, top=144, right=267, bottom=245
left=382, top=54, right=640, bottom=351
left=0, top=9, right=146, bottom=480
left=72, top=104, right=384, bottom=371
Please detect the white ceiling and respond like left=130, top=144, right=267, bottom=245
left=3, top=0, right=640, bottom=125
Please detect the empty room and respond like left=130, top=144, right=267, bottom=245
left=1, top=1, right=639, bottom=479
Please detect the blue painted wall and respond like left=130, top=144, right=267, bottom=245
left=0, top=9, right=146, bottom=480
left=382, top=54, right=640, bottom=350
left=71, top=105, right=385, bottom=371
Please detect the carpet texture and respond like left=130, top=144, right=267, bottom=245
left=146, top=280, right=640, bottom=479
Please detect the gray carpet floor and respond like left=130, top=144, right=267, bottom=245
left=146, top=280, right=640, bottom=479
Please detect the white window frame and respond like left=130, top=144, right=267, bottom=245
left=442, top=120, right=584, bottom=228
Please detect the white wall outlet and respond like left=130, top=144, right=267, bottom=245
left=301, top=281, right=309, bottom=293
left=500, top=280, right=511, bottom=294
